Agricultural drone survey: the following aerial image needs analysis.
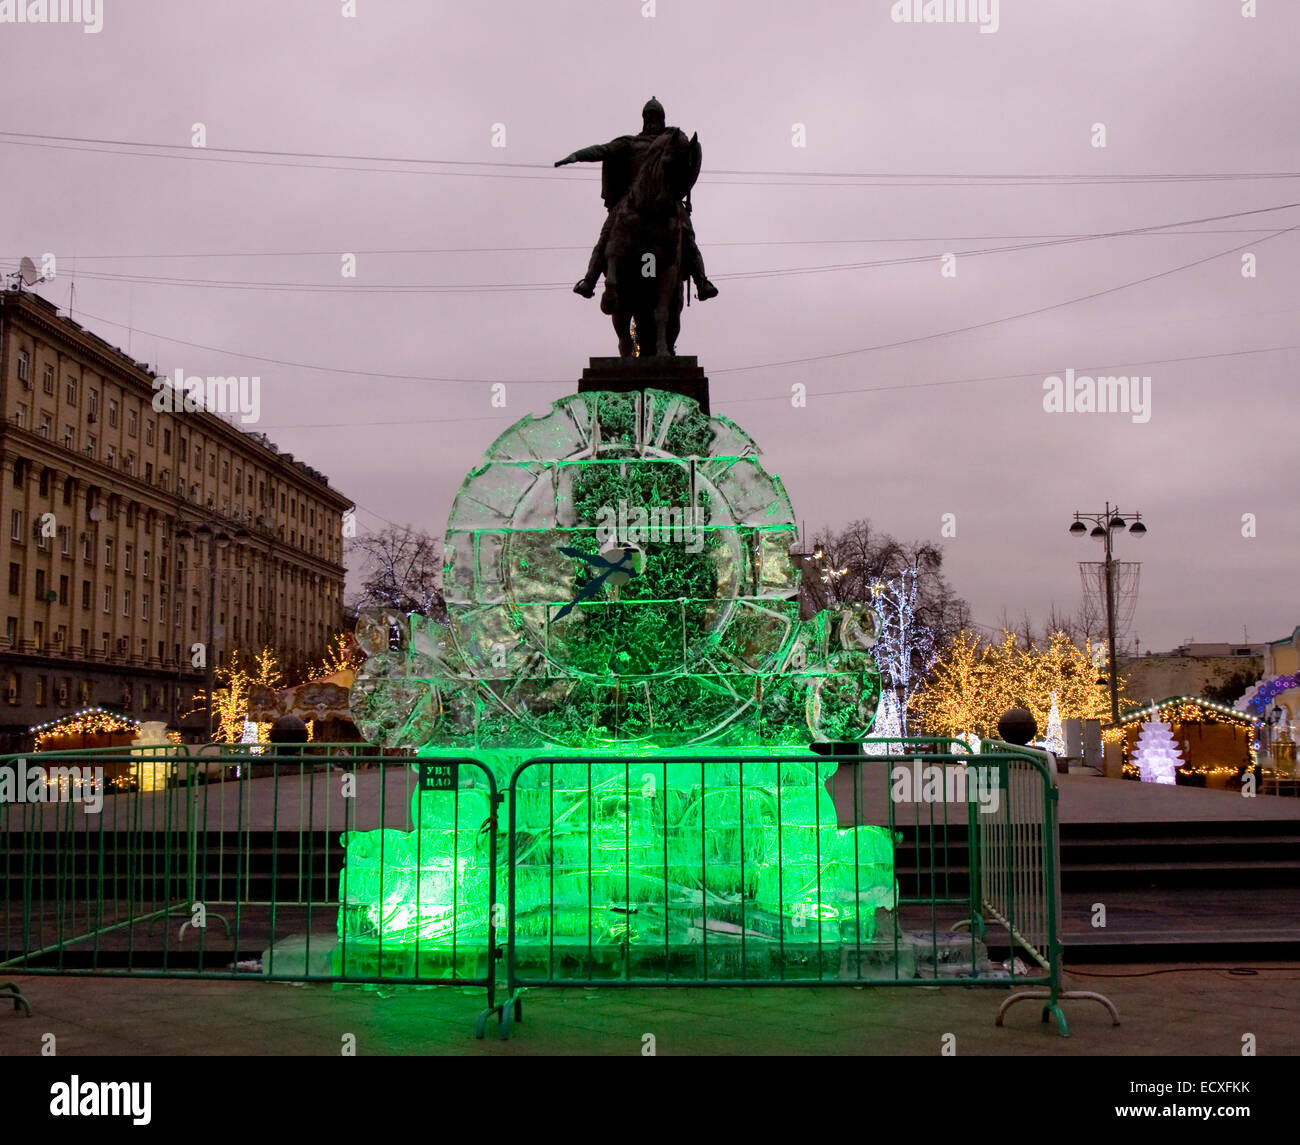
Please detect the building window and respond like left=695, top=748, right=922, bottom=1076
left=124, top=453, right=135, bottom=476
left=82, top=534, right=92, bottom=562
left=193, top=445, right=200, bottom=468
left=103, top=586, right=111, bottom=613
left=17, top=349, right=30, bottom=383
left=101, top=631, right=109, bottom=653
left=59, top=575, right=69, bottom=605
left=163, top=427, right=172, bottom=455
left=105, top=538, right=114, bottom=568
left=87, top=389, right=98, bottom=420
left=5, top=619, right=15, bottom=647
left=63, top=424, right=75, bottom=450
left=79, top=678, right=92, bottom=705
left=174, top=603, right=181, bottom=628
left=12, top=459, right=24, bottom=490
left=128, top=409, right=138, bottom=437
left=222, top=459, right=230, bottom=483
left=59, top=526, right=70, bottom=555
left=108, top=399, right=119, bottom=428
left=123, top=588, right=131, bottom=616
left=125, top=544, right=133, bottom=573
left=141, top=594, right=150, bottom=621
left=38, top=468, right=50, bottom=497
left=38, top=412, right=52, bottom=439
left=82, top=581, right=91, bottom=609
left=145, top=419, right=154, bottom=445
left=145, top=461, right=153, bottom=484
left=8, top=564, right=19, bottom=595
left=106, top=444, right=116, bottom=467
left=42, top=363, right=54, bottom=394
left=208, top=453, right=216, bottom=477
left=34, top=676, right=46, bottom=706
left=10, top=510, right=22, bottom=541
left=13, top=404, right=27, bottom=429
left=65, top=378, right=78, bottom=405
left=34, top=569, right=46, bottom=601
left=85, top=436, right=96, bottom=458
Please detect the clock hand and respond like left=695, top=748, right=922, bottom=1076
left=553, top=547, right=640, bottom=620
left=558, top=546, right=625, bottom=571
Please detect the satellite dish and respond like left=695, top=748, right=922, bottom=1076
left=88, top=507, right=105, bottom=523
left=9, top=257, right=45, bottom=292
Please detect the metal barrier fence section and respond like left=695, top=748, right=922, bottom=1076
left=0, top=745, right=499, bottom=1018
left=489, top=741, right=1104, bottom=1037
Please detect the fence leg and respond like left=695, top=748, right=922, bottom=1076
left=995, top=987, right=1120, bottom=1037
left=1, top=982, right=33, bottom=1017
left=474, top=989, right=524, bottom=1041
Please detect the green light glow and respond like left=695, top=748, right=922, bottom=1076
left=339, top=390, right=895, bottom=979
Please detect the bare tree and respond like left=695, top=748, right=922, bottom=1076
left=799, top=517, right=971, bottom=659
left=349, top=525, right=446, bottom=620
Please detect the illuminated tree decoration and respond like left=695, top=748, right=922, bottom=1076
left=192, top=646, right=284, bottom=743
left=1044, top=693, right=1065, bottom=755
left=869, top=568, right=936, bottom=736
left=1132, top=720, right=1182, bottom=784
left=865, top=687, right=904, bottom=755
left=919, top=629, right=1120, bottom=738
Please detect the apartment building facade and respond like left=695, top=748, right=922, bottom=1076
left=0, top=287, right=353, bottom=748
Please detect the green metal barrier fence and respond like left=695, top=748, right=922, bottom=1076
left=486, top=740, right=1117, bottom=1039
left=0, top=744, right=501, bottom=1025
left=4, top=737, right=1116, bottom=1044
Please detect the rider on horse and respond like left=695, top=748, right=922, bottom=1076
left=555, top=97, right=719, bottom=303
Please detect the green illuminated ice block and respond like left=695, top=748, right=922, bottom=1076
left=338, top=387, right=896, bottom=981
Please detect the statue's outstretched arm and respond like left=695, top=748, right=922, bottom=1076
left=555, top=141, right=615, bottom=167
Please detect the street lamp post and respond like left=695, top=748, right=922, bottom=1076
left=1068, top=503, right=1146, bottom=726
left=176, top=522, right=247, bottom=742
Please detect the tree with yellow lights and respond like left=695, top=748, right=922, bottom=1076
left=917, top=629, right=1124, bottom=737
left=192, top=647, right=284, bottom=743
left=312, top=631, right=363, bottom=679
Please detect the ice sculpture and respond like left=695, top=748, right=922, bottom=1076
left=338, top=388, right=897, bottom=981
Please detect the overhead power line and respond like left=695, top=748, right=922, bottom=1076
left=29, top=201, right=1299, bottom=296
left=3, top=129, right=1299, bottom=186
left=56, top=211, right=1299, bottom=394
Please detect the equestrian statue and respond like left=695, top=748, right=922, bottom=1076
left=556, top=97, right=718, bottom=357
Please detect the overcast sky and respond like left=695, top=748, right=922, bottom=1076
left=3, top=0, right=1297, bottom=652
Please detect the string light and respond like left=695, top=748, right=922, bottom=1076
left=31, top=707, right=141, bottom=750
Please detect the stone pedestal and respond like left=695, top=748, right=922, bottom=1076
left=579, top=356, right=710, bottom=415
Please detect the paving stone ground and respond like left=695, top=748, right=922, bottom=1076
left=2, top=963, right=1297, bottom=1056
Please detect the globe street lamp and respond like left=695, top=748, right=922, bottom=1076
left=1068, top=503, right=1146, bottom=725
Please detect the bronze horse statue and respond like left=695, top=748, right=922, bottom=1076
left=599, top=128, right=702, bottom=357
